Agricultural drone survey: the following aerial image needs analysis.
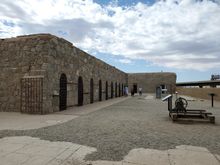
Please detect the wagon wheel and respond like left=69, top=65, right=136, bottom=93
left=175, top=97, right=188, bottom=112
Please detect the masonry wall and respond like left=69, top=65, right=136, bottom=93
left=0, top=34, right=127, bottom=113
left=128, top=72, right=176, bottom=93
left=0, top=34, right=177, bottom=114
left=0, top=34, right=50, bottom=112
left=44, top=36, right=127, bottom=112
left=176, top=87, right=220, bottom=101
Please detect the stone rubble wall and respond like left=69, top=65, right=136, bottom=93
left=0, top=34, right=176, bottom=113
left=176, top=87, right=220, bottom=101
left=0, top=34, right=127, bottom=113
left=128, top=72, right=176, bottom=94
left=0, top=34, right=51, bottom=112
left=45, top=36, right=127, bottom=112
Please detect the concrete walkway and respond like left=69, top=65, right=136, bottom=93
left=0, top=136, right=219, bottom=165
left=0, top=97, right=129, bottom=130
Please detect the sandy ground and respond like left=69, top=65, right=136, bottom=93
left=0, top=94, right=219, bottom=161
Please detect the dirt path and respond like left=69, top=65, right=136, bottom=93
left=0, top=94, right=219, bottom=161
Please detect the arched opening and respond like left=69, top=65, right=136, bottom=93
left=119, top=83, right=121, bottom=97
left=59, top=73, right=67, bottom=111
left=122, top=84, right=124, bottom=96
left=99, top=80, right=102, bottom=101
left=115, top=82, right=117, bottom=97
left=133, top=83, right=138, bottom=93
left=111, top=82, right=113, bottom=98
left=78, top=76, right=83, bottom=106
left=90, top=78, right=94, bottom=103
left=105, top=81, right=108, bottom=100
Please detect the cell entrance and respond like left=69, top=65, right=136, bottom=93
left=78, top=76, right=83, bottom=106
left=119, top=83, right=121, bottom=97
left=21, top=76, right=43, bottom=114
left=99, top=80, right=102, bottom=101
left=105, top=81, right=108, bottom=100
left=111, top=82, right=113, bottom=98
left=115, top=82, right=117, bottom=97
left=133, top=83, right=137, bottom=93
left=90, top=78, right=94, bottom=103
left=161, top=84, right=166, bottom=94
left=59, top=73, right=67, bottom=111
left=122, top=84, right=124, bottom=96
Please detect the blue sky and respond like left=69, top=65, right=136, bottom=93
left=1, top=0, right=220, bottom=82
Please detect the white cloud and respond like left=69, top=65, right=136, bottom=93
left=0, top=0, right=220, bottom=71
left=118, top=59, right=132, bottom=64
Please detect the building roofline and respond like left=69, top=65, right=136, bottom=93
left=176, top=80, right=220, bottom=86
left=128, top=72, right=176, bottom=75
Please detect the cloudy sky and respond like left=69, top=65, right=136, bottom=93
left=1, top=0, right=220, bottom=82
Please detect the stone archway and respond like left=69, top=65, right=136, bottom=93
left=122, top=84, right=124, bottom=96
left=105, top=81, right=108, bottom=100
left=119, top=83, right=121, bottom=97
left=90, top=78, right=94, bottom=103
left=99, top=80, right=102, bottom=101
left=115, top=82, right=117, bottom=97
left=59, top=73, right=67, bottom=111
left=78, top=76, right=83, bottom=106
left=111, top=82, right=113, bottom=98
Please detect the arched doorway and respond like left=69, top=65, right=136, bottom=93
left=59, top=73, right=67, bottom=111
left=90, top=78, right=94, bottom=103
left=122, top=84, right=124, bottom=96
left=99, top=80, right=102, bottom=101
left=105, top=81, right=108, bottom=100
left=78, top=76, right=83, bottom=106
left=119, top=83, right=121, bottom=97
left=111, top=82, right=113, bottom=98
left=115, top=82, right=117, bottom=97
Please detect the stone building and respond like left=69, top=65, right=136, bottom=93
left=128, top=73, right=176, bottom=93
left=0, top=34, right=176, bottom=114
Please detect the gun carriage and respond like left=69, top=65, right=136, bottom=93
left=162, top=95, right=215, bottom=123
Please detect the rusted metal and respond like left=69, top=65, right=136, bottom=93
left=59, top=74, right=67, bottom=111
left=20, top=76, right=43, bottom=114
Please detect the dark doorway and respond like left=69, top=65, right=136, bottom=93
left=111, top=82, right=113, bottom=98
left=105, top=81, right=108, bottom=100
left=115, top=82, right=117, bottom=97
left=78, top=76, right=83, bottom=106
left=90, top=78, right=94, bottom=103
left=119, top=83, right=121, bottom=97
left=133, top=83, right=137, bottom=93
left=99, top=80, right=102, bottom=101
left=122, top=84, right=124, bottom=96
left=59, top=73, right=67, bottom=111
left=161, top=84, right=166, bottom=94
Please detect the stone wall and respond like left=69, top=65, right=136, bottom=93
left=0, top=34, right=127, bottom=113
left=0, top=33, right=177, bottom=114
left=0, top=34, right=51, bottom=112
left=176, top=87, right=220, bottom=101
left=45, top=36, right=127, bottom=112
left=128, top=72, right=176, bottom=93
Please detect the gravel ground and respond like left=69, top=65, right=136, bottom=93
left=0, top=94, right=220, bottom=161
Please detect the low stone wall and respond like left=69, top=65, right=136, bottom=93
left=176, top=87, right=220, bottom=101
